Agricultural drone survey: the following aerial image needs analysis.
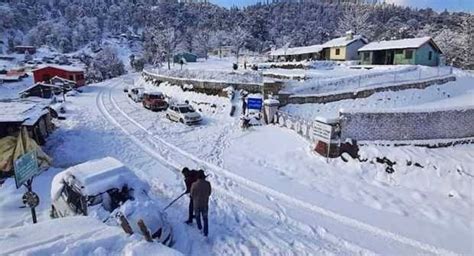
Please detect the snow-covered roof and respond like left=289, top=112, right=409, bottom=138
left=358, top=37, right=436, bottom=52
left=322, top=35, right=367, bottom=48
left=32, top=64, right=84, bottom=73
left=18, top=83, right=62, bottom=95
left=270, top=45, right=324, bottom=56
left=52, top=157, right=146, bottom=196
left=0, top=99, right=50, bottom=125
left=271, top=35, right=366, bottom=56
left=0, top=75, right=21, bottom=81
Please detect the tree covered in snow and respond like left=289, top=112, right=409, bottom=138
left=1, top=1, right=472, bottom=68
left=86, top=47, right=125, bottom=83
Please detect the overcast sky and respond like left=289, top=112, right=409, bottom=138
left=212, top=0, right=473, bottom=12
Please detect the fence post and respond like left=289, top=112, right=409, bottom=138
left=358, top=75, right=361, bottom=88
left=419, top=69, right=422, bottom=80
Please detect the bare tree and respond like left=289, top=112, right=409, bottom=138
left=230, top=26, right=251, bottom=63
left=337, top=5, right=373, bottom=38
left=152, top=27, right=180, bottom=70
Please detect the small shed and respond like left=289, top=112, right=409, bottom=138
left=19, top=83, right=63, bottom=99
left=0, top=99, right=54, bottom=145
left=174, top=52, right=198, bottom=63
left=14, top=46, right=37, bottom=54
left=358, top=37, right=442, bottom=66
left=32, top=65, right=85, bottom=87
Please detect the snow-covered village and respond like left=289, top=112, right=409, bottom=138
left=0, top=0, right=473, bottom=255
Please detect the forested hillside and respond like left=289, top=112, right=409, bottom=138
left=0, top=0, right=472, bottom=68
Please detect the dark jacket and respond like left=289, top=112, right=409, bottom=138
left=190, top=179, right=211, bottom=210
left=184, top=171, right=199, bottom=193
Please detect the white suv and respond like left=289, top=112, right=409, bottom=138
left=128, top=87, right=145, bottom=102
left=166, top=103, right=202, bottom=125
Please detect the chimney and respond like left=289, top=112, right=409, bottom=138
left=346, top=30, right=354, bottom=40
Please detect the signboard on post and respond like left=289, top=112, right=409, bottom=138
left=247, top=98, right=263, bottom=110
left=313, top=121, right=333, bottom=162
left=313, top=121, right=332, bottom=143
left=14, top=151, right=39, bottom=189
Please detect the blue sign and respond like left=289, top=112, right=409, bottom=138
left=247, top=98, right=263, bottom=110
left=14, top=151, right=39, bottom=189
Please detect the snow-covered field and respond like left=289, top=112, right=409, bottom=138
left=282, top=70, right=474, bottom=120
left=1, top=72, right=472, bottom=255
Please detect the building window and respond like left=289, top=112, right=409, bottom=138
left=69, top=75, right=74, bottom=81
left=363, top=52, right=370, bottom=61
left=395, top=50, right=403, bottom=55
left=405, top=50, right=413, bottom=59
left=335, top=48, right=340, bottom=55
left=428, top=51, right=433, bottom=60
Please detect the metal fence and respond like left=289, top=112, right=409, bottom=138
left=275, top=111, right=314, bottom=141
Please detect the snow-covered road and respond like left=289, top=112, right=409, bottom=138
left=88, top=75, right=469, bottom=255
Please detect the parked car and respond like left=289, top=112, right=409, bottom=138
left=50, top=157, right=174, bottom=246
left=142, top=92, right=168, bottom=111
left=166, top=103, right=202, bottom=125
left=128, top=87, right=145, bottom=102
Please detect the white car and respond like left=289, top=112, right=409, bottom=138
left=50, top=157, right=173, bottom=246
left=128, top=87, right=145, bottom=102
left=166, top=103, right=202, bottom=125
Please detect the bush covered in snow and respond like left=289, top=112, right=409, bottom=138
left=86, top=47, right=125, bottom=83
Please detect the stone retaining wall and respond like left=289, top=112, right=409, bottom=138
left=278, top=76, right=456, bottom=106
left=142, top=71, right=283, bottom=96
left=340, top=108, right=474, bottom=141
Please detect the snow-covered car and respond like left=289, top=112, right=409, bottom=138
left=165, top=103, right=202, bottom=125
left=128, top=87, right=145, bottom=102
left=50, top=157, right=173, bottom=246
left=142, top=92, right=168, bottom=111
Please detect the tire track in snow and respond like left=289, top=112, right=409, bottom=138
left=97, top=81, right=374, bottom=255
left=107, top=82, right=458, bottom=256
left=96, top=85, right=354, bottom=255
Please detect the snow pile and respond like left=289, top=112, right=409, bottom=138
left=51, top=157, right=149, bottom=200
left=0, top=216, right=182, bottom=256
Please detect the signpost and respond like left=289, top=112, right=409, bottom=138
left=247, top=97, right=263, bottom=110
left=14, top=151, right=40, bottom=224
left=313, top=121, right=333, bottom=162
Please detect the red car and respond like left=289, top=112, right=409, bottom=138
left=142, top=92, right=168, bottom=111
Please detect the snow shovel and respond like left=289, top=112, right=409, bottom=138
left=162, top=192, right=186, bottom=212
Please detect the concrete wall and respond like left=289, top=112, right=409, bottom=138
left=340, top=108, right=474, bottom=141
left=142, top=71, right=283, bottom=96
left=278, top=76, right=456, bottom=106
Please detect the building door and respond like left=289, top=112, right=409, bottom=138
left=386, top=51, right=394, bottom=65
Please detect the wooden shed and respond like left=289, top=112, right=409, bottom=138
left=0, top=99, right=54, bottom=145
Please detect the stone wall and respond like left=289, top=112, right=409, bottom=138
left=142, top=71, right=283, bottom=96
left=340, top=108, right=474, bottom=141
left=278, top=75, right=456, bottom=106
